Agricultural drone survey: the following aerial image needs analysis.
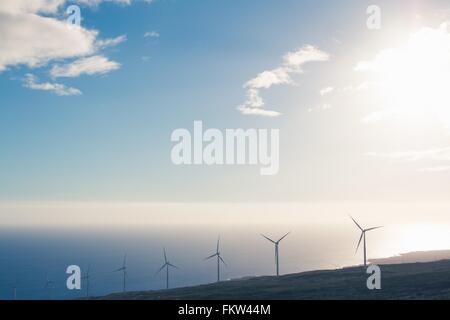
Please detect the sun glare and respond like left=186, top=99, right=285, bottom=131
left=395, top=223, right=450, bottom=253
left=358, top=23, right=450, bottom=127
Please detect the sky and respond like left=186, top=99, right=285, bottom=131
left=1, top=0, right=450, bottom=225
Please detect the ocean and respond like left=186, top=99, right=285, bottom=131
left=0, top=223, right=374, bottom=300
left=2, top=202, right=450, bottom=300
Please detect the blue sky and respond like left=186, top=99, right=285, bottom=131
left=1, top=0, right=450, bottom=203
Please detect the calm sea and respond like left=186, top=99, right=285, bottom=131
left=0, top=218, right=448, bottom=300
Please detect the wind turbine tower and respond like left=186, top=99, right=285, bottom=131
left=205, top=237, right=227, bottom=282
left=350, top=216, right=383, bottom=266
left=261, top=232, right=290, bottom=276
left=44, top=274, right=53, bottom=299
left=82, top=265, right=91, bottom=298
left=114, top=254, right=127, bottom=293
left=156, top=248, right=178, bottom=289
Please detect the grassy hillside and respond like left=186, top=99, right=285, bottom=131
left=95, top=259, right=450, bottom=300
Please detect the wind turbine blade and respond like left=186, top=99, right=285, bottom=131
left=261, top=234, right=276, bottom=244
left=355, top=232, right=364, bottom=253
left=123, top=254, right=127, bottom=268
left=278, top=232, right=291, bottom=243
left=163, top=248, right=167, bottom=264
left=82, top=265, right=91, bottom=279
left=168, top=263, right=178, bottom=269
left=219, top=256, right=227, bottom=267
left=365, top=226, right=383, bottom=232
left=44, top=279, right=53, bottom=288
left=350, top=215, right=363, bottom=231
left=204, top=253, right=218, bottom=260
left=155, top=264, right=167, bottom=275
left=217, top=237, right=220, bottom=253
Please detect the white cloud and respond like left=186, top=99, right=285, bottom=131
left=75, top=0, right=133, bottom=6
left=341, top=81, right=373, bottom=93
left=283, top=46, right=330, bottom=68
left=0, top=10, right=97, bottom=72
left=0, top=1, right=133, bottom=73
left=0, top=0, right=136, bottom=95
left=361, top=109, right=399, bottom=124
left=320, top=86, right=334, bottom=96
left=95, top=35, right=127, bottom=49
left=244, top=67, right=292, bottom=90
left=23, top=73, right=81, bottom=96
left=365, top=147, right=450, bottom=162
left=0, top=0, right=66, bottom=14
left=144, top=31, right=160, bottom=38
left=51, top=55, right=121, bottom=78
left=366, top=147, right=450, bottom=173
left=238, top=45, right=330, bottom=117
left=307, top=103, right=332, bottom=113
left=76, top=0, right=154, bottom=6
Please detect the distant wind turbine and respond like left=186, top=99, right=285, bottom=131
left=156, top=248, right=178, bottom=290
left=350, top=216, right=383, bottom=266
left=261, top=232, right=290, bottom=276
left=11, top=275, right=17, bottom=300
left=82, top=265, right=91, bottom=298
left=204, top=237, right=227, bottom=283
left=10, top=276, right=17, bottom=300
left=12, top=285, right=17, bottom=301
left=114, top=254, right=127, bottom=293
left=44, top=274, right=54, bottom=299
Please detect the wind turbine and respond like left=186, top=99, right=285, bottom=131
left=10, top=275, right=18, bottom=300
left=156, top=248, right=178, bottom=290
left=350, top=216, right=383, bottom=266
left=9, top=277, right=17, bottom=300
left=44, top=274, right=54, bottom=299
left=204, top=237, right=227, bottom=282
left=114, top=254, right=127, bottom=293
left=261, top=232, right=290, bottom=276
left=82, top=265, right=91, bottom=298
